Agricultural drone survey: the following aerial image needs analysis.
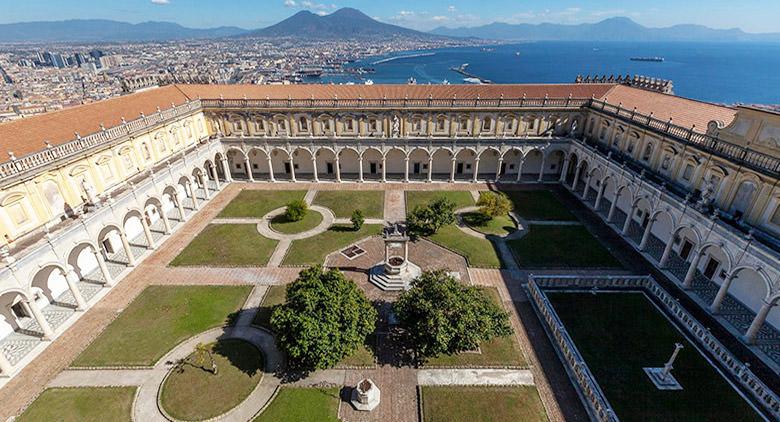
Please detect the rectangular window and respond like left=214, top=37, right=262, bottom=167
left=682, top=164, right=694, bottom=181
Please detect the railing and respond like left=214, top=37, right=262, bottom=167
left=0, top=100, right=202, bottom=182
left=588, top=99, right=780, bottom=178
left=527, top=277, right=619, bottom=422
left=199, top=96, right=591, bottom=110
left=529, top=275, right=780, bottom=421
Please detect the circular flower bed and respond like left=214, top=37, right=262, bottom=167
left=270, top=210, right=323, bottom=234
left=462, top=212, right=516, bottom=237
left=159, top=339, right=264, bottom=421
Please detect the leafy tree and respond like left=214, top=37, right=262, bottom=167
left=477, top=191, right=512, bottom=218
left=350, top=209, right=364, bottom=230
left=407, top=197, right=456, bottom=237
left=179, top=342, right=217, bottom=375
left=285, top=199, right=308, bottom=222
left=271, top=266, right=377, bottom=370
left=393, top=269, right=512, bottom=360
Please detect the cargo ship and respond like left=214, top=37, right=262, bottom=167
left=630, top=57, right=665, bottom=62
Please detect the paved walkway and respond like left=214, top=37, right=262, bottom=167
left=417, top=368, right=534, bottom=386
left=454, top=206, right=523, bottom=274
left=383, top=190, right=406, bottom=222
left=255, top=205, right=336, bottom=241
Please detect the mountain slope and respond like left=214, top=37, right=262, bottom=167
left=0, top=20, right=247, bottom=43
left=244, top=8, right=443, bottom=39
left=431, top=17, right=780, bottom=42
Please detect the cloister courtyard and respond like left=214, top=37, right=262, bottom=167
left=2, top=182, right=775, bottom=422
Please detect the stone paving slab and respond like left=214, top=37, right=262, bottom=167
left=48, top=368, right=160, bottom=387
left=417, top=368, right=534, bottom=386
left=267, top=239, right=291, bottom=268
left=383, top=190, right=406, bottom=223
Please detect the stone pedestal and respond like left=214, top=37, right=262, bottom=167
left=350, top=378, right=381, bottom=411
left=643, top=367, right=683, bottom=390
left=368, top=223, right=421, bottom=291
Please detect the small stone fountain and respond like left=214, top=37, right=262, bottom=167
left=351, top=378, right=381, bottom=411
left=369, top=223, right=421, bottom=291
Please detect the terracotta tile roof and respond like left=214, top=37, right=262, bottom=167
left=600, top=85, right=737, bottom=131
left=175, top=83, right=616, bottom=101
left=0, top=85, right=189, bottom=159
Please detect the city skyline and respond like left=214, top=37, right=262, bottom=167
left=0, top=0, right=779, bottom=33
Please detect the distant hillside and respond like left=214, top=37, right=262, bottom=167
left=0, top=20, right=247, bottom=43
left=244, top=8, right=444, bottom=40
left=431, top=17, right=780, bottom=42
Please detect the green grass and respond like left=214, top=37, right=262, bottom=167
left=462, top=212, right=516, bottom=237
left=270, top=210, right=323, bottom=234
left=406, top=191, right=475, bottom=214
left=283, top=224, right=383, bottom=266
left=253, top=388, right=340, bottom=422
left=313, top=190, right=384, bottom=219
left=549, top=292, right=762, bottom=422
left=251, top=285, right=287, bottom=329
left=422, top=386, right=547, bottom=422
left=507, top=225, right=620, bottom=268
left=428, top=224, right=502, bottom=268
left=160, top=339, right=264, bottom=421
left=219, top=190, right=307, bottom=218
left=72, top=286, right=251, bottom=367
left=500, top=190, right=576, bottom=221
left=170, top=224, right=278, bottom=267
left=16, top=387, right=136, bottom=422
left=425, top=289, right=525, bottom=368
left=337, top=334, right=377, bottom=367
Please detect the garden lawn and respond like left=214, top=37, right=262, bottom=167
left=508, top=225, right=620, bottom=268
left=253, top=388, right=340, bottom=422
left=170, top=224, right=278, bottom=266
left=219, top=190, right=307, bottom=218
left=251, top=285, right=287, bottom=329
left=313, top=190, right=384, bottom=218
left=282, top=224, right=383, bottom=266
left=549, top=292, right=763, bottom=422
left=425, top=288, right=525, bottom=368
left=462, top=212, right=516, bottom=237
left=422, top=386, right=547, bottom=422
left=406, top=191, right=475, bottom=213
left=500, top=190, right=576, bottom=221
left=16, top=387, right=135, bottom=422
left=72, top=285, right=251, bottom=367
left=270, top=210, right=323, bottom=234
left=160, top=339, right=264, bottom=421
left=428, top=224, right=502, bottom=268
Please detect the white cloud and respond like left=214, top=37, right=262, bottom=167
left=150, top=0, right=170, bottom=4
left=284, top=0, right=297, bottom=7
left=387, top=9, right=483, bottom=30
left=285, top=0, right=336, bottom=12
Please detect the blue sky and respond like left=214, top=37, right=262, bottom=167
left=1, top=0, right=779, bottom=33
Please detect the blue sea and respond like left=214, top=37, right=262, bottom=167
left=320, top=42, right=780, bottom=105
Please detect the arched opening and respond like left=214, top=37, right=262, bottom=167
left=0, top=290, right=33, bottom=342
left=384, top=148, right=406, bottom=181
left=565, top=153, right=579, bottom=185
left=213, top=153, right=226, bottom=181
left=430, top=149, right=453, bottom=181
left=454, top=149, right=476, bottom=181
left=66, top=242, right=100, bottom=284
left=544, top=150, right=566, bottom=182
left=269, top=148, right=292, bottom=180
left=97, top=224, right=132, bottom=271
left=646, top=210, right=674, bottom=261
left=521, top=150, right=543, bottom=181
left=162, top=185, right=185, bottom=222
left=123, top=210, right=148, bottom=249
left=478, top=148, right=500, bottom=180
left=30, top=264, right=69, bottom=309
left=226, top=149, right=248, bottom=180
left=728, top=268, right=777, bottom=331
left=501, top=149, right=523, bottom=181
left=315, top=148, right=337, bottom=181
left=408, top=148, right=430, bottom=181
left=247, top=149, right=271, bottom=181
left=143, top=197, right=168, bottom=236
left=291, top=148, right=315, bottom=181
left=338, top=148, right=361, bottom=181
left=361, top=148, right=383, bottom=181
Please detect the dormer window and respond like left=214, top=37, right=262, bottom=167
left=437, top=116, right=446, bottom=131
left=369, top=119, right=378, bottom=132
left=298, top=117, right=308, bottom=132
left=345, top=119, right=354, bottom=131
left=481, top=117, right=493, bottom=132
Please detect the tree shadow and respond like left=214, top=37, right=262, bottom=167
left=330, top=225, right=360, bottom=233
left=212, top=338, right=264, bottom=377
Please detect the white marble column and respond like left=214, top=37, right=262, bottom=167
left=159, top=207, right=172, bottom=234
left=683, top=250, right=704, bottom=288
left=594, top=185, right=605, bottom=210
left=427, top=158, right=433, bottom=183
left=572, top=166, right=581, bottom=190
left=582, top=174, right=591, bottom=199
left=659, top=235, right=675, bottom=267
left=288, top=160, right=296, bottom=182
left=607, top=193, right=619, bottom=222
left=449, top=159, right=456, bottom=183
left=359, top=158, right=365, bottom=183
left=0, top=349, right=13, bottom=375
left=516, top=159, right=525, bottom=182
left=244, top=158, right=254, bottom=182
left=119, top=230, right=137, bottom=267
left=63, top=266, right=88, bottom=311
left=220, top=158, right=232, bottom=182
left=210, top=165, right=221, bottom=190
left=403, top=158, right=410, bottom=183
left=496, top=158, right=503, bottom=181
left=621, top=207, right=634, bottom=235
left=335, top=157, right=342, bottom=183
left=200, top=174, right=211, bottom=200
left=174, top=193, right=187, bottom=222
left=187, top=182, right=199, bottom=210
left=559, top=158, right=570, bottom=183
left=639, top=217, right=655, bottom=250
left=472, top=158, right=480, bottom=183
left=381, top=157, right=387, bottom=183
left=267, top=157, right=276, bottom=183
left=710, top=272, right=736, bottom=313
left=140, top=216, right=157, bottom=250
left=537, top=155, right=546, bottom=182
left=311, top=157, right=319, bottom=183
left=28, top=300, right=54, bottom=340
left=744, top=300, right=776, bottom=344
left=92, top=248, right=114, bottom=287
